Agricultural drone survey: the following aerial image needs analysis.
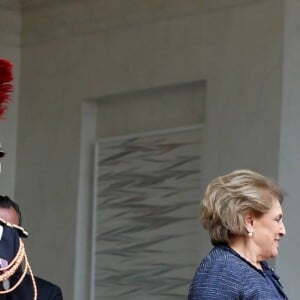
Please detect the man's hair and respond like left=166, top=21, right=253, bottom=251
left=0, top=195, right=22, bottom=225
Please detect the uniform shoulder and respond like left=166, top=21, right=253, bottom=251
left=34, top=275, right=63, bottom=299
left=34, top=276, right=60, bottom=288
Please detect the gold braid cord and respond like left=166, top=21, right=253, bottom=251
left=0, top=236, right=37, bottom=300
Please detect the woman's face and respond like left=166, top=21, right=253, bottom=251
left=252, top=199, right=286, bottom=260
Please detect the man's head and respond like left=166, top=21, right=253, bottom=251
left=0, top=195, right=22, bottom=226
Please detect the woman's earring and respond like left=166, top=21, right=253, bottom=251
left=247, top=231, right=253, bottom=237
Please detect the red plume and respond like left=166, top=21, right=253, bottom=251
left=0, top=58, right=13, bottom=118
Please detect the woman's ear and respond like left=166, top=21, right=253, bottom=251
left=244, top=211, right=254, bottom=233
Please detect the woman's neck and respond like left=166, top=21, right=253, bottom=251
left=228, top=238, right=263, bottom=270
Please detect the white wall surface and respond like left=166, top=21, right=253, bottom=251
left=201, top=0, right=283, bottom=184
left=96, top=81, right=206, bottom=137
left=13, top=0, right=288, bottom=299
left=278, top=0, right=300, bottom=298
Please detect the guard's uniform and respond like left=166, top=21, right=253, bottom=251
left=0, top=224, right=36, bottom=299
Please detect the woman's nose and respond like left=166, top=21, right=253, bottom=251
left=280, top=222, right=287, bottom=236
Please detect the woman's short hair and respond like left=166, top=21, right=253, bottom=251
left=200, top=169, right=285, bottom=246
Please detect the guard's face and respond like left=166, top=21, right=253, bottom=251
left=0, top=207, right=19, bottom=225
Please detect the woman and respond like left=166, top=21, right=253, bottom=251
left=188, top=169, right=288, bottom=299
